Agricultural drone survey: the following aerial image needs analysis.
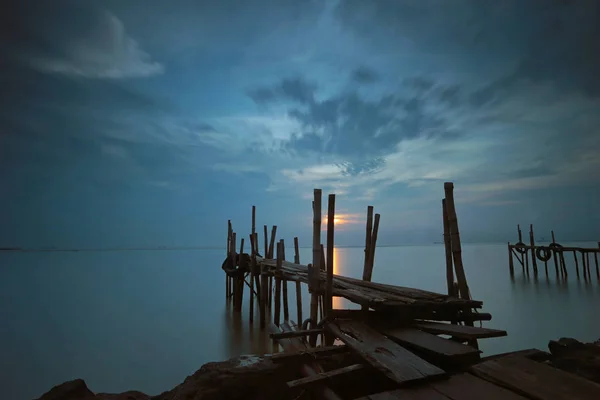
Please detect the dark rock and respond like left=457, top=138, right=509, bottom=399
left=548, top=337, right=600, bottom=384
left=37, top=355, right=300, bottom=400
left=37, top=379, right=95, bottom=400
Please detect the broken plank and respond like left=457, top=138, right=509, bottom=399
left=471, top=355, right=600, bottom=400
left=379, top=327, right=480, bottom=364
left=287, top=364, right=366, bottom=389
left=270, top=328, right=323, bottom=340
left=326, top=319, right=446, bottom=385
left=271, top=345, right=348, bottom=363
left=414, top=321, right=506, bottom=339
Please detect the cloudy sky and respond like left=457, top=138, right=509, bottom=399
left=1, top=0, right=599, bottom=249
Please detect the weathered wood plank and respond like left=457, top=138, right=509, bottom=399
left=414, top=321, right=507, bottom=339
left=431, top=373, right=527, bottom=399
left=326, top=320, right=446, bottom=385
left=271, top=345, right=348, bottom=363
left=356, top=373, right=529, bottom=400
left=379, top=327, right=480, bottom=363
left=287, top=363, right=365, bottom=389
left=356, top=387, right=450, bottom=400
left=471, top=355, right=600, bottom=400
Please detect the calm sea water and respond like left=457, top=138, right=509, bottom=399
left=1, top=243, right=599, bottom=399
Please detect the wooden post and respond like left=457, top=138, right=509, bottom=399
left=582, top=251, right=588, bottom=281
left=320, top=244, right=326, bottom=323
left=263, top=225, right=268, bottom=257
left=366, top=214, right=380, bottom=282
left=229, top=232, right=237, bottom=304
left=443, top=199, right=455, bottom=293
left=560, top=251, right=567, bottom=278
left=226, top=221, right=232, bottom=299
left=529, top=224, right=537, bottom=275
left=294, top=237, right=302, bottom=325
left=260, top=248, right=268, bottom=329
left=268, top=226, right=277, bottom=309
left=326, top=195, right=335, bottom=314
left=443, top=182, right=478, bottom=350
left=269, top=226, right=278, bottom=258
left=551, top=231, right=559, bottom=277
left=573, top=251, right=580, bottom=279
left=252, top=206, right=256, bottom=237
left=362, top=206, right=374, bottom=282
left=507, top=244, right=514, bottom=276
left=236, top=238, right=245, bottom=312
left=274, top=241, right=283, bottom=326
left=517, top=225, right=522, bottom=242
left=281, top=239, right=289, bottom=322
left=249, top=233, right=258, bottom=323
left=595, top=248, right=600, bottom=280
left=310, top=189, right=322, bottom=347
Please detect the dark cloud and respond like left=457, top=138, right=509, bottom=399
left=336, top=0, right=600, bottom=97
left=351, top=67, right=379, bottom=84
left=248, top=76, right=465, bottom=159
left=247, top=77, right=316, bottom=105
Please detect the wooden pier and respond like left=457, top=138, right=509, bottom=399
left=507, top=224, right=600, bottom=281
left=222, top=183, right=600, bottom=399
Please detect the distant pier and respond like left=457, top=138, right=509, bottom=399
left=507, top=224, right=600, bottom=281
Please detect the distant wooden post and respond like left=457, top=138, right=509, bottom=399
left=226, top=220, right=232, bottom=299
left=310, top=189, right=322, bottom=347
left=443, top=199, right=455, bottom=294
left=294, top=237, right=303, bottom=324
left=281, top=239, right=289, bottom=322
left=274, top=241, right=283, bottom=326
left=443, top=182, right=478, bottom=349
left=235, top=238, right=245, bottom=312
left=551, top=231, right=559, bottom=277
left=252, top=206, right=256, bottom=236
left=573, top=251, right=580, bottom=279
left=229, top=232, right=237, bottom=304
left=260, top=249, right=268, bottom=329
left=529, top=224, right=538, bottom=275
left=507, top=244, right=515, bottom=276
left=582, top=251, right=588, bottom=281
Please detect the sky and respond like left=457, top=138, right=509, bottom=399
left=1, top=0, right=599, bottom=249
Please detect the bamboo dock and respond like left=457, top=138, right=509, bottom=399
left=221, top=182, right=600, bottom=400
left=507, top=224, right=600, bottom=281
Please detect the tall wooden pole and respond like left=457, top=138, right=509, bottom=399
left=442, top=199, right=455, bottom=296
left=326, top=194, right=335, bottom=317
left=310, top=189, right=322, bottom=347
left=281, top=239, right=289, bottom=322
left=443, top=182, right=477, bottom=349
left=274, top=241, right=283, bottom=326
left=294, top=237, right=302, bottom=325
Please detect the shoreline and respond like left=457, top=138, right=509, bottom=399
left=37, top=337, right=600, bottom=400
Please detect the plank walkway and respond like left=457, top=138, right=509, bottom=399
left=258, top=257, right=482, bottom=313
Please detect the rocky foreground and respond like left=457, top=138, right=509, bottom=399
left=38, top=338, right=600, bottom=400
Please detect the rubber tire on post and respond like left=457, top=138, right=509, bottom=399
left=549, top=242, right=563, bottom=251
left=536, top=246, right=552, bottom=262
left=514, top=242, right=528, bottom=254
